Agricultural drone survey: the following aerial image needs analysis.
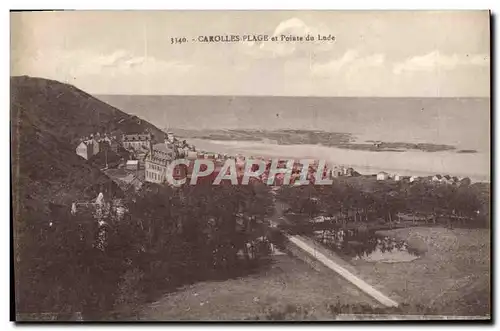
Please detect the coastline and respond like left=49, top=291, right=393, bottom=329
left=186, top=138, right=490, bottom=183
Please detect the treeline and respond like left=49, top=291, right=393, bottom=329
left=277, top=179, right=489, bottom=229
left=14, top=182, right=274, bottom=320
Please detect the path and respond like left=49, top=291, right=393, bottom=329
left=269, top=189, right=398, bottom=308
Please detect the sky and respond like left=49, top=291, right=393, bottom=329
left=11, top=11, right=490, bottom=97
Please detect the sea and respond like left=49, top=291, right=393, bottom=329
left=97, top=95, right=491, bottom=182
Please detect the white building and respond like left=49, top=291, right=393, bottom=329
left=166, top=132, right=175, bottom=143
left=126, top=160, right=139, bottom=171
left=75, top=141, right=94, bottom=160
left=409, top=176, right=420, bottom=183
left=145, top=142, right=176, bottom=184
left=377, top=171, right=390, bottom=181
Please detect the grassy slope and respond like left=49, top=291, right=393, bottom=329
left=351, top=227, right=490, bottom=316
left=10, top=75, right=167, bottom=217
left=138, top=254, right=375, bottom=321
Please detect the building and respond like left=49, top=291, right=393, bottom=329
left=75, top=140, right=94, bottom=160
left=332, top=166, right=343, bottom=177
left=394, top=174, right=410, bottom=181
left=432, top=174, right=443, bottom=182
left=376, top=171, right=390, bottom=181
left=409, top=176, right=420, bottom=183
left=442, top=175, right=452, bottom=184
left=90, top=137, right=100, bottom=155
left=126, top=160, right=139, bottom=171
left=459, top=177, right=472, bottom=186
left=186, top=151, right=198, bottom=160
left=345, top=167, right=355, bottom=177
left=145, top=142, right=176, bottom=184
left=166, top=132, right=175, bottom=143
left=99, top=136, right=119, bottom=153
left=122, top=133, right=152, bottom=151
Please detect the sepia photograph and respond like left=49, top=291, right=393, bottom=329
left=10, top=10, right=491, bottom=322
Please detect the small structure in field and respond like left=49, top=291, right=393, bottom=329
left=409, top=176, right=420, bottom=183
left=377, top=171, right=390, bottom=181
left=395, top=174, right=410, bottom=182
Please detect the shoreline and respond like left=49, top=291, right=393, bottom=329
left=186, top=138, right=490, bottom=183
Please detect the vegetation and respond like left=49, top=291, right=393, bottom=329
left=15, top=183, right=275, bottom=320
left=11, top=76, right=490, bottom=320
left=247, top=302, right=433, bottom=320
left=276, top=179, right=489, bottom=231
left=12, top=76, right=276, bottom=320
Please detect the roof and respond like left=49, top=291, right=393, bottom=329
left=122, top=133, right=151, bottom=141
left=377, top=171, right=389, bottom=175
left=153, top=143, right=174, bottom=154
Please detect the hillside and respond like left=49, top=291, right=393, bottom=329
left=11, top=76, right=167, bottom=220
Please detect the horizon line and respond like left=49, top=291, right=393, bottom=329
left=95, top=93, right=490, bottom=99
left=10, top=76, right=490, bottom=99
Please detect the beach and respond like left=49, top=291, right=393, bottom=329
left=187, top=138, right=490, bottom=182
left=96, top=95, right=490, bottom=182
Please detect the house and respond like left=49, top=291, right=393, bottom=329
left=376, top=171, right=390, bottom=180
left=145, top=142, right=176, bottom=184
left=75, top=140, right=94, bottom=160
left=394, top=174, right=410, bottom=181
left=432, top=174, right=443, bottom=182
left=409, top=176, right=420, bottom=183
left=332, top=166, right=343, bottom=177
left=186, top=151, right=198, bottom=160
left=440, top=175, right=456, bottom=184
left=122, top=133, right=152, bottom=151
left=451, top=176, right=459, bottom=184
left=126, top=160, right=139, bottom=171
left=459, top=177, right=472, bottom=186
left=91, top=137, right=100, bottom=155
left=345, top=167, right=355, bottom=177
left=166, top=132, right=175, bottom=143
left=99, top=136, right=119, bottom=153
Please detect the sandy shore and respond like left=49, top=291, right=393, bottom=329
left=187, top=139, right=490, bottom=183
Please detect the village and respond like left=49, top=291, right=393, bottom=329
left=12, top=9, right=491, bottom=322
left=70, top=128, right=477, bottom=244
left=75, top=130, right=473, bottom=190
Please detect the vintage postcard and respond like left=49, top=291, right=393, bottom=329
left=11, top=10, right=491, bottom=321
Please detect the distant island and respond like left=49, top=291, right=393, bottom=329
left=457, top=149, right=478, bottom=154
left=173, top=129, right=465, bottom=153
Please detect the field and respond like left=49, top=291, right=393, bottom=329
left=350, top=227, right=491, bottom=316
left=138, top=253, right=376, bottom=321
